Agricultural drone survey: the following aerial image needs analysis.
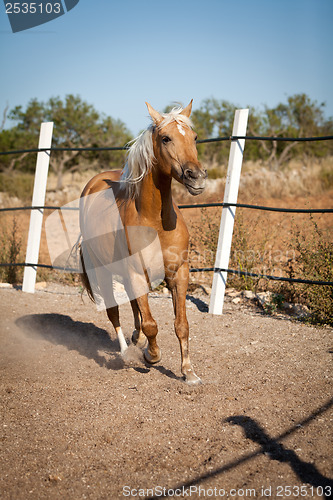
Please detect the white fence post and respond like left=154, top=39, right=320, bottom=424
left=22, top=122, right=54, bottom=293
left=209, top=109, right=249, bottom=315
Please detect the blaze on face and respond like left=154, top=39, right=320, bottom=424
left=147, top=100, right=207, bottom=196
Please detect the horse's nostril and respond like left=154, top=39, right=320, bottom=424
left=183, top=165, right=207, bottom=181
left=184, top=168, right=197, bottom=179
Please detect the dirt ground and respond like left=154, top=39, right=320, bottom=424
left=0, top=283, right=332, bottom=500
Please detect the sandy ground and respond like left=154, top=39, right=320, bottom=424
left=0, top=284, right=332, bottom=500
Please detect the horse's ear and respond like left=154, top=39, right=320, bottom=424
left=180, top=99, right=193, bottom=118
left=146, top=102, right=163, bottom=125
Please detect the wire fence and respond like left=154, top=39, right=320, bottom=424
left=0, top=133, right=332, bottom=287
left=1, top=134, right=333, bottom=156
left=1, top=261, right=332, bottom=287
left=1, top=202, right=332, bottom=214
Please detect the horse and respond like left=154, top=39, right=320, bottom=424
left=79, top=100, right=207, bottom=385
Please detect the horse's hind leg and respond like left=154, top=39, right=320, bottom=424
left=136, top=294, right=161, bottom=364
left=106, top=306, right=128, bottom=355
left=130, top=299, right=147, bottom=348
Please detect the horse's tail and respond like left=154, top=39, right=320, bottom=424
left=79, top=241, right=95, bottom=303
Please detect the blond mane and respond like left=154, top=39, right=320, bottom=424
left=119, top=106, right=193, bottom=199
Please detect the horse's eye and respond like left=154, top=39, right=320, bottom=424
left=162, top=136, right=171, bottom=144
left=194, top=135, right=198, bottom=141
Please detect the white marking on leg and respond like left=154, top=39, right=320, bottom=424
left=116, top=326, right=128, bottom=355
left=177, top=124, right=186, bottom=136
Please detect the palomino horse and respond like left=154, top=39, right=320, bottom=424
left=79, top=100, right=207, bottom=384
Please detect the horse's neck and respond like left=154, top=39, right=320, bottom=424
left=136, top=169, right=175, bottom=228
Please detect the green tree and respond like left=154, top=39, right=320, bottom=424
left=191, top=99, right=262, bottom=169
left=190, top=94, right=332, bottom=171
left=248, top=94, right=333, bottom=169
left=0, top=103, right=36, bottom=173
left=191, top=98, right=236, bottom=168
left=3, top=95, right=132, bottom=189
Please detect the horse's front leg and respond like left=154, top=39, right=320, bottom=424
left=167, top=262, right=202, bottom=385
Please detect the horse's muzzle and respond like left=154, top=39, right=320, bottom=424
left=183, top=163, right=207, bottom=196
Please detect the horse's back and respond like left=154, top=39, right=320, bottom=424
left=81, top=170, right=122, bottom=197
left=79, top=169, right=129, bottom=305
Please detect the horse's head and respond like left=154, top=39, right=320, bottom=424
left=146, top=100, right=207, bottom=196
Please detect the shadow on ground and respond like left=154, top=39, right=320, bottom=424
left=15, top=313, right=181, bottom=381
left=16, top=313, right=125, bottom=369
left=147, top=398, right=333, bottom=499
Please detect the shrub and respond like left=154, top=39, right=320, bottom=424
left=228, top=211, right=272, bottom=292
left=188, top=208, right=332, bottom=325
left=319, top=163, right=333, bottom=190
left=0, top=172, right=34, bottom=201
left=189, top=208, right=277, bottom=292
left=280, top=216, right=333, bottom=325
left=207, top=166, right=226, bottom=179
left=0, top=217, right=23, bottom=284
left=188, top=208, right=219, bottom=273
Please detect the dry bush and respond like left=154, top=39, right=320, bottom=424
left=278, top=216, right=333, bottom=325
left=238, top=158, right=333, bottom=199
left=188, top=208, right=282, bottom=292
left=0, top=172, right=34, bottom=202
left=0, top=217, right=23, bottom=284
left=172, top=158, right=333, bottom=206
left=188, top=206, right=332, bottom=325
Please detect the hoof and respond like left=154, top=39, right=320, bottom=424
left=183, top=371, right=202, bottom=386
left=132, top=330, right=147, bottom=348
left=144, top=347, right=162, bottom=365
left=120, top=346, right=128, bottom=357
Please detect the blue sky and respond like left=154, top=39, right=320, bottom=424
left=1, top=0, right=332, bottom=136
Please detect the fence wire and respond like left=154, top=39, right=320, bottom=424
left=1, top=202, right=332, bottom=214
left=0, top=134, right=332, bottom=156
left=1, top=133, right=332, bottom=287
left=1, top=262, right=332, bottom=287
